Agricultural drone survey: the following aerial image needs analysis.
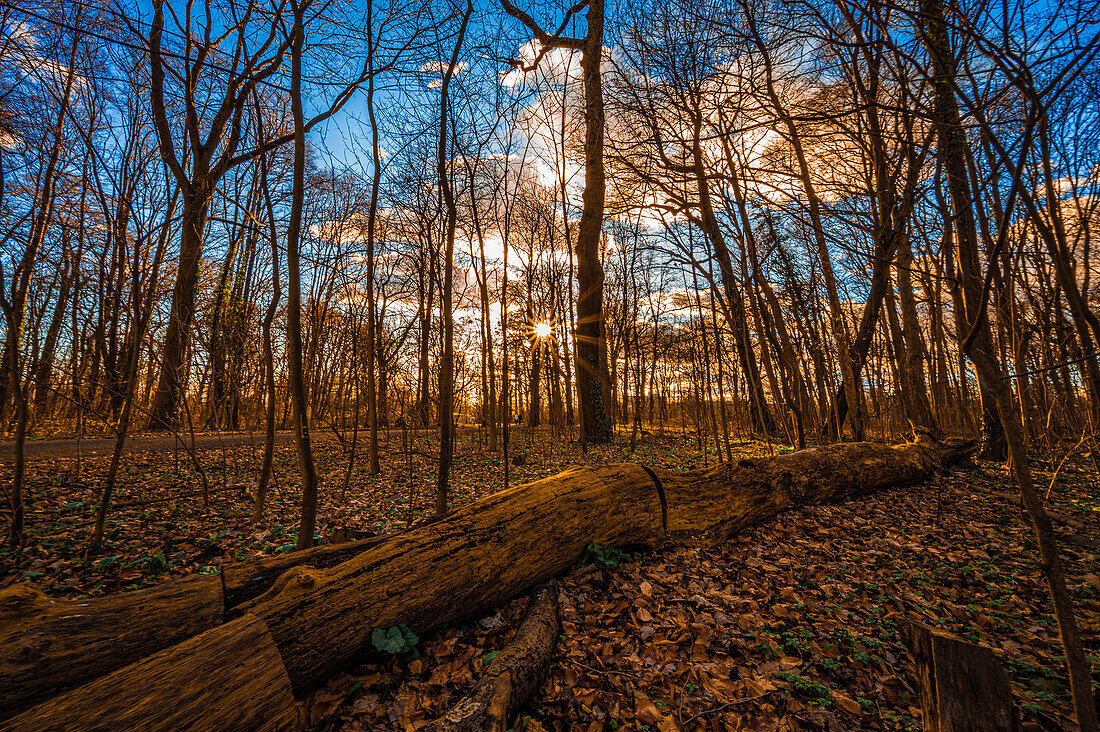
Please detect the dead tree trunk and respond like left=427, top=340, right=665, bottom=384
left=1, top=436, right=974, bottom=718
left=0, top=614, right=297, bottom=732
left=0, top=575, right=224, bottom=715
left=234, top=436, right=972, bottom=693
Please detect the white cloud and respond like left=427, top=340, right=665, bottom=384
left=420, top=60, right=469, bottom=75
left=501, top=41, right=582, bottom=88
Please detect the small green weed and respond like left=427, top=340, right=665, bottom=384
left=371, top=623, right=420, bottom=661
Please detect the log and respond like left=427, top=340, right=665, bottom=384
left=0, top=614, right=299, bottom=732
left=235, top=462, right=666, bottom=693
left=0, top=536, right=393, bottom=715
left=428, top=583, right=559, bottom=732
left=237, top=436, right=974, bottom=694
left=2, top=436, right=975, bottom=720
left=657, top=437, right=976, bottom=544
left=0, top=573, right=224, bottom=717
left=221, top=533, right=389, bottom=610
left=905, top=621, right=1020, bottom=731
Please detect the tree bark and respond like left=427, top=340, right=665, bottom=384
left=234, top=436, right=972, bottom=693
left=0, top=575, right=224, bottom=716
left=436, top=0, right=474, bottom=516
left=286, top=2, right=321, bottom=550
left=428, top=583, right=559, bottom=732
left=0, top=614, right=298, bottom=732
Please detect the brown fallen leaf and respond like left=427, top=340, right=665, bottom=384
left=833, top=691, right=862, bottom=715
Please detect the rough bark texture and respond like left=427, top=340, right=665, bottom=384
left=2, top=437, right=974, bottom=722
left=574, top=0, right=613, bottom=444
left=0, top=573, right=224, bottom=717
left=222, top=533, right=389, bottom=610
left=235, top=462, right=665, bottom=693
left=236, top=437, right=972, bottom=694
left=656, top=437, right=972, bottom=545
left=428, top=583, right=559, bottom=732
left=905, top=621, right=1020, bottom=731
left=0, top=614, right=298, bottom=732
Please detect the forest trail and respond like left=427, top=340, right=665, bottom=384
left=0, top=432, right=298, bottom=461
left=0, top=428, right=451, bottom=461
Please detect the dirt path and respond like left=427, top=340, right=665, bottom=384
left=0, top=432, right=300, bottom=461
left=0, top=427, right=460, bottom=462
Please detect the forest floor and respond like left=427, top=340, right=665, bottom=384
left=1, top=428, right=1098, bottom=730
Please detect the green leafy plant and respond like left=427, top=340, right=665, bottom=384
left=775, top=671, right=833, bottom=706
left=371, top=623, right=420, bottom=661
left=146, top=552, right=168, bottom=575
left=579, top=542, right=632, bottom=568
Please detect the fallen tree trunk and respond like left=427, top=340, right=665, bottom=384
left=222, top=533, right=389, bottom=609
left=0, top=535, right=393, bottom=717
left=0, top=614, right=298, bottom=732
left=1, top=436, right=974, bottom=721
left=428, top=583, right=559, bottom=732
left=237, top=436, right=974, bottom=694
left=236, top=462, right=666, bottom=693
left=0, top=573, right=224, bottom=717
left=657, top=437, right=975, bottom=543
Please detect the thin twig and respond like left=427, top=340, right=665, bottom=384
left=681, top=690, right=776, bottom=725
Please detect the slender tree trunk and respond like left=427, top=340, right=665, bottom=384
left=896, top=238, right=937, bottom=430
left=920, top=2, right=1097, bottom=725
left=574, top=0, right=613, bottom=443
left=366, top=47, right=383, bottom=476
left=436, top=0, right=474, bottom=516
left=690, top=129, right=773, bottom=434
left=287, top=2, right=321, bottom=550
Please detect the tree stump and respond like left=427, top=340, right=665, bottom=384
left=905, top=621, right=1020, bottom=731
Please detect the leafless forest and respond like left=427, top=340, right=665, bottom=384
left=1, top=0, right=1099, bottom=726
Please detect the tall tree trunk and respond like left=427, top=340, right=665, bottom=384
left=287, top=1, right=321, bottom=550
left=574, top=0, right=613, bottom=443
left=436, top=0, right=474, bottom=516
left=920, top=2, right=1097, bottom=725
left=690, top=128, right=774, bottom=434
left=150, top=185, right=210, bottom=428
left=366, top=36, right=383, bottom=476
left=896, top=238, right=937, bottom=430
left=31, top=252, right=73, bottom=419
